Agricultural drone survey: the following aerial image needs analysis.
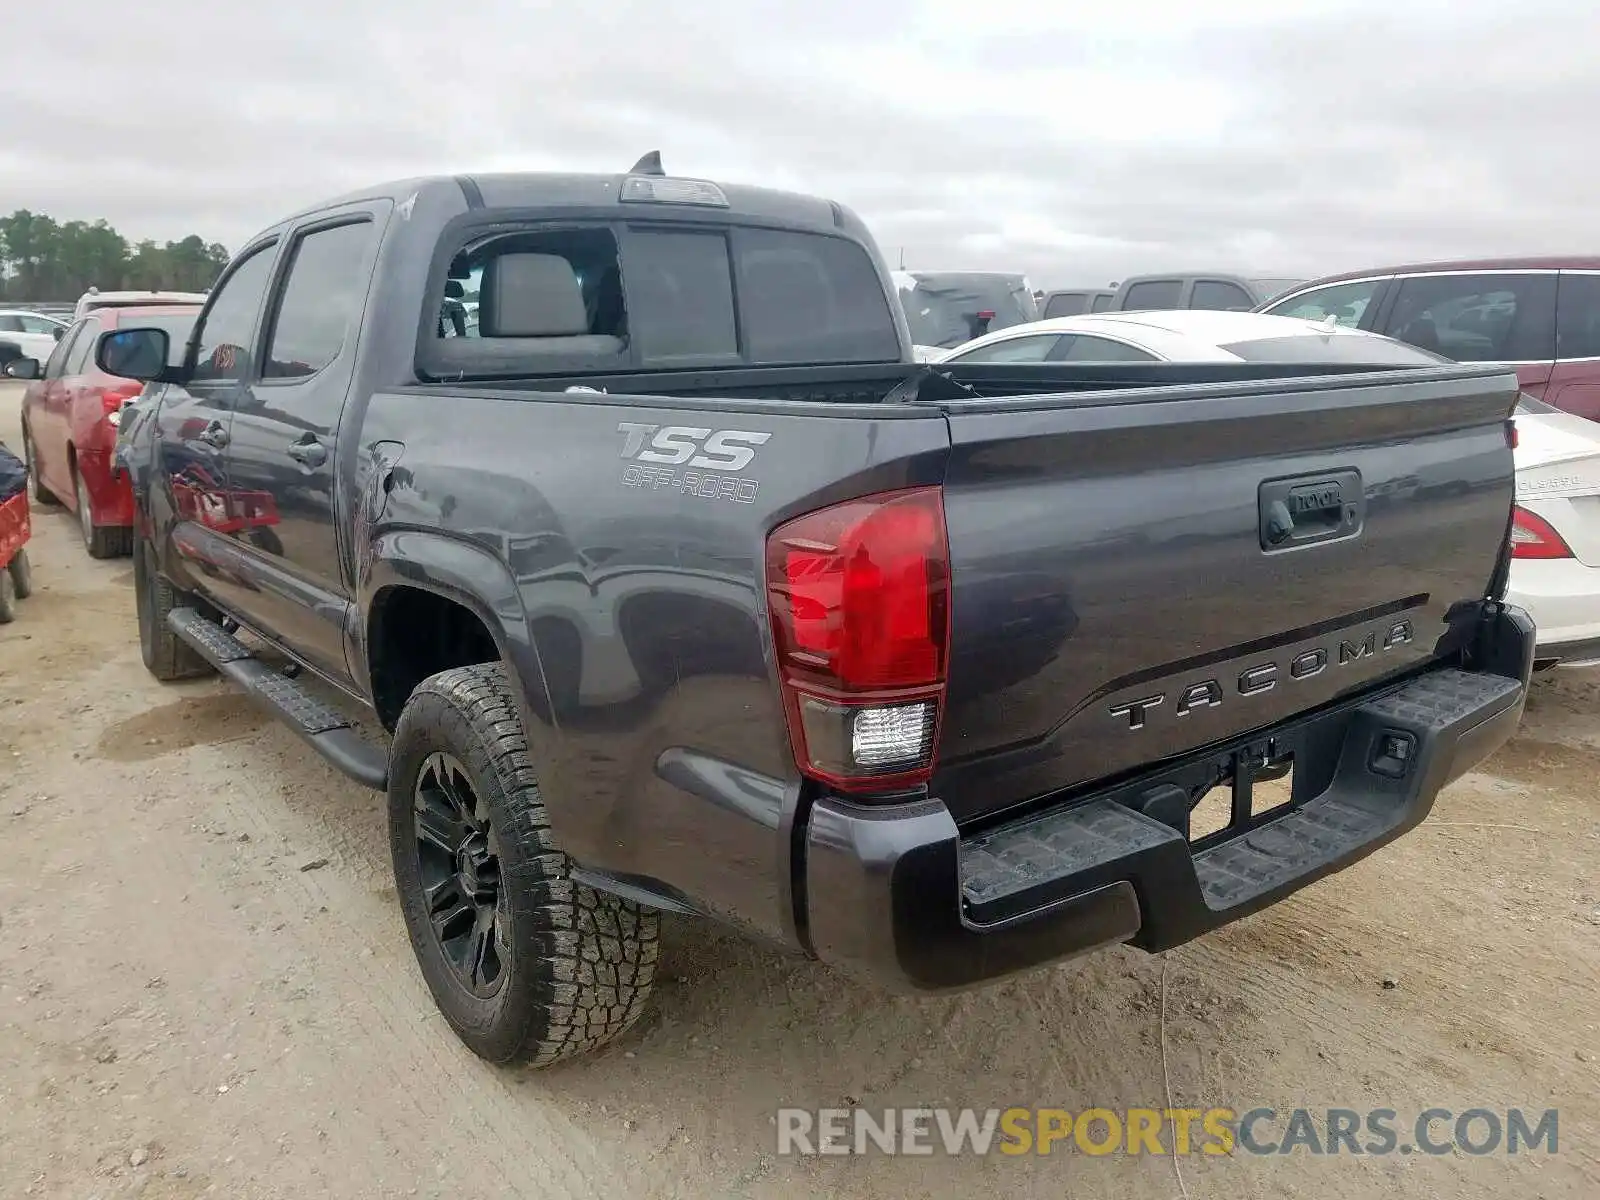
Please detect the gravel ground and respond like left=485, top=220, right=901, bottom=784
left=1, top=381, right=1596, bottom=1199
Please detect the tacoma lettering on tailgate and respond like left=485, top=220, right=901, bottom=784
left=1109, top=620, right=1415, bottom=731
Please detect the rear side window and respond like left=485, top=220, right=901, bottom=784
left=1266, top=279, right=1382, bottom=327
left=43, top=320, right=86, bottom=378
left=1190, top=280, right=1254, bottom=311
left=64, top=317, right=101, bottom=374
left=1556, top=273, right=1600, bottom=360
left=1119, top=280, right=1182, bottom=310
left=264, top=221, right=377, bottom=379
left=0, top=316, right=19, bottom=332
left=735, top=228, right=899, bottom=364
left=625, top=229, right=737, bottom=363
left=1379, top=272, right=1556, bottom=362
left=1057, top=334, right=1158, bottom=361
left=127, top=313, right=201, bottom=367
left=1218, top=334, right=1449, bottom=365
left=1043, top=293, right=1087, bottom=318
left=948, top=334, right=1061, bottom=363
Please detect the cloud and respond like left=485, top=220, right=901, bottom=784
left=2, top=0, right=1595, bottom=286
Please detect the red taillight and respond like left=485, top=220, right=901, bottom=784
left=766, top=487, right=950, bottom=795
left=102, top=384, right=141, bottom=414
left=975, top=310, right=996, bottom=321
left=1507, top=419, right=1519, bottom=450
left=1510, top=505, right=1573, bottom=560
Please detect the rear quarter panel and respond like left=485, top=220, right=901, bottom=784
left=354, top=387, right=950, bottom=946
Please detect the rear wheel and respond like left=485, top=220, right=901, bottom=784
left=75, top=466, right=132, bottom=559
left=388, top=663, right=659, bottom=1066
left=21, top=427, right=57, bottom=506
left=8, top=548, right=32, bottom=599
left=133, top=535, right=213, bottom=681
left=0, top=568, right=14, bottom=624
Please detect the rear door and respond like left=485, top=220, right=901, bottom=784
left=218, top=208, right=384, bottom=683
left=1547, top=271, right=1600, bottom=421
left=26, top=319, right=87, bottom=497
left=1374, top=271, right=1557, bottom=393
left=55, top=317, right=103, bottom=503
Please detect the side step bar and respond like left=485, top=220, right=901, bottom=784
left=167, top=607, right=388, bottom=791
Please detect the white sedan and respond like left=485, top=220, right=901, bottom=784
left=935, top=308, right=1444, bottom=366
left=1508, top=396, right=1600, bottom=669
left=0, top=308, right=69, bottom=363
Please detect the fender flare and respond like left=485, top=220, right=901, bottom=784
left=357, top=528, right=556, bottom=718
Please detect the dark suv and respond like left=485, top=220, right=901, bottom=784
left=1258, top=257, right=1600, bottom=420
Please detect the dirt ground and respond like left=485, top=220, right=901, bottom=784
left=1, top=380, right=1596, bottom=1199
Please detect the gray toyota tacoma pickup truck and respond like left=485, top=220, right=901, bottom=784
left=99, top=160, right=1534, bottom=1067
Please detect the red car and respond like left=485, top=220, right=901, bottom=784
left=15, top=304, right=199, bottom=558
left=1257, top=257, right=1600, bottom=421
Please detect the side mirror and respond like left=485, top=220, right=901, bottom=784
left=96, top=327, right=171, bottom=382
left=4, top=357, right=40, bottom=380
left=51, top=327, right=64, bottom=342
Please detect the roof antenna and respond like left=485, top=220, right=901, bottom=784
left=629, top=150, right=665, bottom=177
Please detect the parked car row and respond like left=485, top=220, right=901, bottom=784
left=932, top=294, right=1600, bottom=673
left=1258, top=257, right=1600, bottom=421
left=1037, top=273, right=1307, bottom=319
left=5, top=300, right=202, bottom=557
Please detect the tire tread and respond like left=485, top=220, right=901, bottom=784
left=392, top=663, right=659, bottom=1067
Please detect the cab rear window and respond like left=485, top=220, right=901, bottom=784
left=422, top=220, right=900, bottom=377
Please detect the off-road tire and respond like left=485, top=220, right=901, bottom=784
left=8, top=548, right=32, bottom=599
left=0, top=568, right=14, bottom=623
left=133, top=535, right=213, bottom=681
left=388, top=662, right=659, bottom=1066
left=21, top=427, right=57, bottom=506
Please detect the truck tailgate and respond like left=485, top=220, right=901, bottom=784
left=932, top=367, right=1518, bottom=824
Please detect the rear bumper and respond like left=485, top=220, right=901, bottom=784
left=78, top=447, right=134, bottom=527
left=803, top=606, right=1534, bottom=993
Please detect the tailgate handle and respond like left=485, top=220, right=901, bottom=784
left=1260, top=470, right=1363, bottom=551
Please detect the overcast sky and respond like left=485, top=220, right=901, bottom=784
left=3, top=0, right=1594, bottom=287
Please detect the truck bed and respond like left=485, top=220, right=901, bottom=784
left=431, top=358, right=1413, bottom=408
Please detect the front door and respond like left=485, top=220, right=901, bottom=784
left=218, top=212, right=383, bottom=685
left=150, top=240, right=282, bottom=607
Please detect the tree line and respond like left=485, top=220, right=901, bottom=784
left=0, top=210, right=230, bottom=302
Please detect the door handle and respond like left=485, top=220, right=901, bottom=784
left=198, top=421, right=229, bottom=449
left=287, top=438, right=328, bottom=468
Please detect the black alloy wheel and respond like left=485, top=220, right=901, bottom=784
left=412, top=751, right=509, bottom=997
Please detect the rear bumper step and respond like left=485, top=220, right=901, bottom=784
left=167, top=607, right=387, bottom=790
left=803, top=606, right=1534, bottom=993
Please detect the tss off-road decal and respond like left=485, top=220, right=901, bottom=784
left=615, top=422, right=771, bottom=503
